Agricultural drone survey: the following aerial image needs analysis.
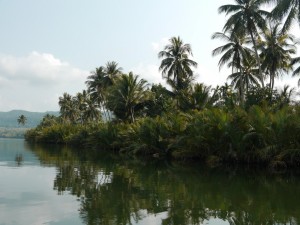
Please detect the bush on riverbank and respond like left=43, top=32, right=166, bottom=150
left=25, top=105, right=300, bottom=168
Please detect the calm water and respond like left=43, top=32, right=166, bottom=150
left=1, top=138, right=300, bottom=225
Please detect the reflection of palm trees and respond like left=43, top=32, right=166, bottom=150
left=15, top=153, right=23, bottom=166
left=30, top=144, right=300, bottom=225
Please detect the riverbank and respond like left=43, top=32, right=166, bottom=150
left=25, top=105, right=300, bottom=169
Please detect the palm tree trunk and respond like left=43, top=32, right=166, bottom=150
left=249, top=30, right=264, bottom=88
left=240, top=70, right=245, bottom=107
left=130, top=107, right=135, bottom=123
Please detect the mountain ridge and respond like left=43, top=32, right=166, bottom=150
left=0, top=110, right=59, bottom=128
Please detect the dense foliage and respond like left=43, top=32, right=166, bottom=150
left=26, top=0, right=300, bottom=167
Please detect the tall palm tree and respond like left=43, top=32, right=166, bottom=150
left=212, top=31, right=254, bottom=105
left=158, top=36, right=197, bottom=92
left=219, top=0, right=270, bottom=87
left=106, top=72, right=150, bottom=123
left=266, top=0, right=300, bottom=33
left=17, top=115, right=27, bottom=126
left=86, top=66, right=110, bottom=120
left=258, top=23, right=296, bottom=91
left=212, top=31, right=253, bottom=73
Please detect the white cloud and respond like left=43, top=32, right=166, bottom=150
left=131, top=63, right=167, bottom=86
left=151, top=38, right=169, bottom=53
left=0, top=52, right=88, bottom=112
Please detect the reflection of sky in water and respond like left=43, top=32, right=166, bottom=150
left=0, top=139, right=82, bottom=225
left=0, top=166, right=82, bottom=225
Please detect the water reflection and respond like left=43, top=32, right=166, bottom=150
left=14, top=153, right=23, bottom=166
left=29, top=143, right=300, bottom=225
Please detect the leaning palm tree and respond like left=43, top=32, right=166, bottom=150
left=219, top=0, right=270, bottom=87
left=158, top=36, right=197, bottom=92
left=17, top=115, right=27, bottom=126
left=106, top=72, right=150, bottom=123
left=258, top=22, right=296, bottom=91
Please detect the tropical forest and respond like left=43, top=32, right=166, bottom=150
left=26, top=0, right=300, bottom=169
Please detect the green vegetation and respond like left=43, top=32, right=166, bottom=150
left=29, top=143, right=300, bottom=225
left=26, top=0, right=300, bottom=168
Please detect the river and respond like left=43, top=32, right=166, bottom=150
left=0, top=138, right=300, bottom=225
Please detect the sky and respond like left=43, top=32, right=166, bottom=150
left=0, top=0, right=299, bottom=112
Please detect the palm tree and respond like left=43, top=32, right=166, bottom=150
left=267, top=0, right=300, bottom=33
left=186, top=83, right=215, bottom=110
left=158, top=36, right=197, bottom=92
left=86, top=66, right=110, bottom=120
left=212, top=30, right=255, bottom=105
left=227, top=56, right=261, bottom=104
left=58, top=93, right=78, bottom=123
left=291, top=57, right=300, bottom=86
left=219, top=0, right=270, bottom=87
left=59, top=92, right=72, bottom=122
left=86, top=62, right=122, bottom=121
left=75, top=90, right=89, bottom=124
left=17, top=115, right=27, bottom=126
left=212, top=31, right=253, bottom=74
left=83, top=98, right=101, bottom=123
left=258, top=23, right=296, bottom=91
left=104, top=61, right=123, bottom=85
left=106, top=72, right=150, bottom=123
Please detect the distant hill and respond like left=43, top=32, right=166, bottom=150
left=0, top=110, right=59, bottom=128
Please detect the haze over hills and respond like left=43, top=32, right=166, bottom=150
left=0, top=110, right=59, bottom=128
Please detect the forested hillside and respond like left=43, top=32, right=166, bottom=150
left=0, top=110, right=59, bottom=128
left=0, top=110, right=59, bottom=138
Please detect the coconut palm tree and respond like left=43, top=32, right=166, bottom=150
left=86, top=62, right=122, bottom=121
left=258, top=23, right=296, bottom=91
left=83, top=98, right=101, bottom=123
left=212, top=30, right=255, bottom=105
left=219, top=0, right=270, bottom=87
left=17, top=115, right=27, bottom=126
left=227, top=55, right=261, bottom=104
left=106, top=72, right=150, bottom=123
left=58, top=93, right=78, bottom=123
left=104, top=61, right=123, bottom=85
left=291, top=57, right=300, bottom=86
left=75, top=90, right=89, bottom=124
left=267, top=0, right=300, bottom=33
left=186, top=83, right=215, bottom=110
left=158, top=36, right=197, bottom=92
left=86, top=66, right=110, bottom=120
left=212, top=31, right=253, bottom=74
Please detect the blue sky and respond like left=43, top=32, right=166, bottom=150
left=0, top=0, right=299, bottom=111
